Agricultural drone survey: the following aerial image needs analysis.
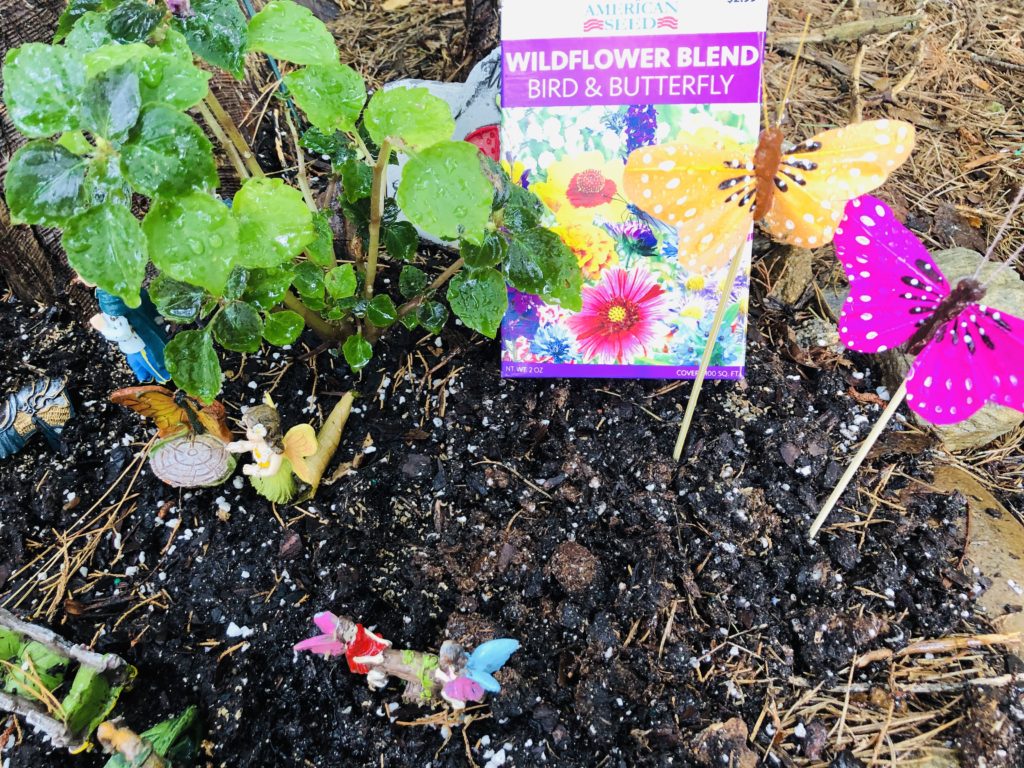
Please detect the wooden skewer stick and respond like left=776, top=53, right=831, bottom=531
left=672, top=244, right=746, bottom=461
left=808, top=380, right=908, bottom=539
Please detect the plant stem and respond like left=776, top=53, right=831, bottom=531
left=672, top=246, right=745, bottom=461
left=363, top=140, right=393, bottom=300
left=398, top=258, right=465, bottom=317
left=196, top=99, right=249, bottom=182
left=808, top=380, right=908, bottom=540
left=283, top=109, right=317, bottom=212
left=284, top=291, right=347, bottom=340
left=203, top=91, right=264, bottom=178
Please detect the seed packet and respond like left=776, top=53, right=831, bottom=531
left=500, top=0, right=769, bottom=379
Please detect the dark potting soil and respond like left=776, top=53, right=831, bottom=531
left=0, top=278, right=1019, bottom=768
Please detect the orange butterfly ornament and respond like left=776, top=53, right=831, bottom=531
left=622, top=119, right=916, bottom=273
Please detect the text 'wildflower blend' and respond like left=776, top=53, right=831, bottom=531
left=500, top=0, right=769, bottom=379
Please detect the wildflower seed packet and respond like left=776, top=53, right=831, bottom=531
left=500, top=0, right=769, bottom=379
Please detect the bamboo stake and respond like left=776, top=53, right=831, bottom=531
left=672, top=245, right=745, bottom=461
left=808, top=381, right=908, bottom=539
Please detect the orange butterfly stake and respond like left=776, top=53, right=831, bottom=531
left=111, top=385, right=237, bottom=488
left=622, top=119, right=916, bottom=461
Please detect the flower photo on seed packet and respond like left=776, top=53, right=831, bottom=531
left=500, top=104, right=754, bottom=374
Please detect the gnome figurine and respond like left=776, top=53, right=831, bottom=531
left=91, top=289, right=171, bottom=384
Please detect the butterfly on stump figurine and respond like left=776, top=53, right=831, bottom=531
left=809, top=192, right=1024, bottom=539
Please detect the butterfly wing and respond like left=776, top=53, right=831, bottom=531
left=623, top=128, right=756, bottom=273
left=907, top=306, right=1024, bottom=424
left=110, top=385, right=190, bottom=438
left=283, top=424, right=318, bottom=483
left=196, top=400, right=233, bottom=443
left=443, top=677, right=485, bottom=703
left=833, top=195, right=950, bottom=354
left=763, top=120, right=915, bottom=247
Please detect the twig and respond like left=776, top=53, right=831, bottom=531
left=771, top=14, right=920, bottom=45
left=808, top=381, right=908, bottom=539
left=283, top=109, right=317, bottom=212
left=672, top=245, right=745, bottom=461
left=283, top=291, right=346, bottom=340
left=398, top=258, right=465, bottom=317
left=197, top=100, right=249, bottom=182
left=203, top=91, right=264, bottom=178
left=969, top=52, right=1024, bottom=74
left=850, top=45, right=867, bottom=123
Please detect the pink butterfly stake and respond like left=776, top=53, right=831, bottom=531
left=808, top=194, right=1024, bottom=538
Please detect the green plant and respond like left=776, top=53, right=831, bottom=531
left=2, top=0, right=581, bottom=401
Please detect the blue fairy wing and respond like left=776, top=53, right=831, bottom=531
left=465, top=638, right=520, bottom=676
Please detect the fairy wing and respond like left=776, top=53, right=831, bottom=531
left=833, top=196, right=950, bottom=354
left=464, top=638, right=520, bottom=693
left=283, top=424, right=318, bottom=483
left=906, top=306, right=1024, bottom=424
left=111, top=386, right=189, bottom=438
left=762, top=120, right=915, bottom=248
left=623, top=128, right=756, bottom=273
left=443, top=677, right=485, bottom=703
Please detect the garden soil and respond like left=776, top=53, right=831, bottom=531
left=2, top=1, right=1024, bottom=767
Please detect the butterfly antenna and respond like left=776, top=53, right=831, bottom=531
left=974, top=185, right=1024, bottom=282
left=777, top=14, right=813, bottom=126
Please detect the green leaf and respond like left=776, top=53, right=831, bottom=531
left=399, top=312, right=419, bottom=331
left=399, top=265, right=427, bottom=298
left=306, top=211, right=335, bottom=267
left=505, top=227, right=583, bottom=312
left=4, top=140, right=89, bottom=226
left=58, top=130, right=93, bottom=155
left=85, top=153, right=130, bottom=206
left=299, top=126, right=354, bottom=166
left=55, top=0, right=103, bottom=42
left=263, top=310, right=304, bottom=345
left=149, top=275, right=206, bottom=322
left=246, top=0, right=336, bottom=65
left=143, top=193, right=237, bottom=294
left=224, top=266, right=248, bottom=300
left=242, top=266, right=294, bottom=310
left=342, top=333, right=372, bottom=373
left=2, top=43, right=84, bottom=137
left=63, top=203, right=147, bottom=308
left=165, top=330, right=222, bottom=402
left=383, top=220, right=419, bottom=262
left=363, top=87, right=454, bottom=151
left=65, top=11, right=115, bottom=53
left=292, top=261, right=324, bottom=299
left=85, top=43, right=211, bottom=111
left=122, top=105, right=218, bottom=196
left=501, top=183, right=545, bottom=232
left=106, top=0, right=163, bottom=43
left=367, top=294, right=397, bottom=328
left=80, top=63, right=141, bottom=142
left=325, top=264, right=357, bottom=299
left=156, top=27, right=195, bottom=61
left=175, top=0, right=248, bottom=78
left=212, top=302, right=263, bottom=353
left=397, top=141, right=492, bottom=244
left=233, top=177, right=315, bottom=268
left=461, top=232, right=507, bottom=269
left=338, top=156, right=373, bottom=203
left=446, top=268, right=507, bottom=338
left=416, top=300, right=448, bottom=334
left=284, top=62, right=365, bottom=133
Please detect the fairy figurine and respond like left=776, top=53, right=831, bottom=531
left=226, top=392, right=354, bottom=504
left=91, top=289, right=170, bottom=384
left=226, top=395, right=317, bottom=504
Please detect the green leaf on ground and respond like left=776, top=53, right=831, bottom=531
left=342, top=333, right=372, bottom=373
left=416, top=300, right=448, bottom=334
